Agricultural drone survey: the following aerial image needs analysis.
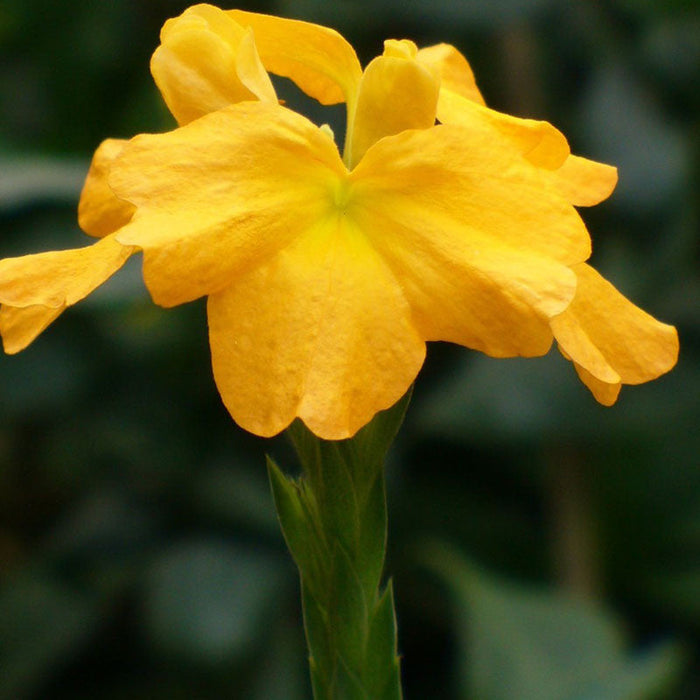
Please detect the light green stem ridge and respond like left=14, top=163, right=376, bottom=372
left=268, top=392, right=410, bottom=700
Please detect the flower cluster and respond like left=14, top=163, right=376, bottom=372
left=0, top=4, right=678, bottom=438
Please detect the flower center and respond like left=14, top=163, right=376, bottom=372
left=332, top=177, right=354, bottom=214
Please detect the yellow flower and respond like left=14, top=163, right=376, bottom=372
left=150, top=3, right=277, bottom=125
left=0, top=5, right=678, bottom=438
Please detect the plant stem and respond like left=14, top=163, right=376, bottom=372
left=268, top=394, right=410, bottom=699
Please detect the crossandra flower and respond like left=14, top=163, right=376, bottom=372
left=0, top=4, right=678, bottom=438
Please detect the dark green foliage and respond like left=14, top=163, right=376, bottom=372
left=1, top=0, right=698, bottom=698
left=422, top=542, right=683, bottom=700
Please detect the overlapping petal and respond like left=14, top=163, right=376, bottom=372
left=551, top=263, right=679, bottom=404
left=228, top=8, right=362, bottom=106
left=351, top=121, right=591, bottom=265
left=208, top=218, right=425, bottom=439
left=550, top=155, right=618, bottom=207
left=78, top=138, right=136, bottom=237
left=0, top=234, right=134, bottom=353
left=112, top=102, right=345, bottom=307
left=437, top=90, right=570, bottom=169
left=151, top=4, right=276, bottom=126
left=347, top=39, right=440, bottom=168
left=418, top=41, right=568, bottom=170
left=347, top=124, right=587, bottom=357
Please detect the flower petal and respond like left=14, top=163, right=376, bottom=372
left=347, top=39, right=440, bottom=167
left=151, top=4, right=276, bottom=126
left=0, top=233, right=133, bottom=309
left=346, top=125, right=586, bottom=356
left=417, top=43, right=485, bottom=105
left=350, top=202, right=575, bottom=357
left=352, top=122, right=590, bottom=265
left=552, top=311, right=621, bottom=384
left=207, top=217, right=425, bottom=439
left=551, top=263, right=679, bottom=403
left=0, top=304, right=63, bottom=354
left=228, top=9, right=362, bottom=106
left=112, top=102, right=345, bottom=307
left=572, top=364, right=622, bottom=406
left=420, top=43, right=569, bottom=169
left=550, top=155, right=618, bottom=207
left=437, top=89, right=570, bottom=169
left=78, top=139, right=136, bottom=237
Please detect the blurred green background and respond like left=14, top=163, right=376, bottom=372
left=1, top=0, right=698, bottom=698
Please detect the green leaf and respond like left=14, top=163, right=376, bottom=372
left=356, top=474, right=388, bottom=597
left=422, top=542, right=683, bottom=700
left=301, top=582, right=334, bottom=692
left=367, top=582, right=402, bottom=700
left=288, top=388, right=411, bottom=491
left=334, top=658, right=372, bottom=700
left=331, top=544, right=370, bottom=672
left=287, top=419, right=323, bottom=481
left=317, top=444, right=363, bottom=554
left=267, top=457, right=324, bottom=579
left=341, top=388, right=413, bottom=480
left=578, top=642, right=684, bottom=700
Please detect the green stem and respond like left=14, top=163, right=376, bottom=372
left=268, top=393, right=410, bottom=700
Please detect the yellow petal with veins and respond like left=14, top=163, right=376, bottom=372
left=0, top=233, right=134, bottom=309
left=228, top=9, right=362, bottom=106
left=0, top=234, right=134, bottom=352
left=112, top=102, right=345, bottom=307
left=356, top=205, right=575, bottom=357
left=349, top=125, right=586, bottom=357
left=551, top=263, right=679, bottom=403
left=151, top=4, right=276, bottom=125
left=352, top=121, right=590, bottom=266
left=208, top=218, right=425, bottom=439
left=78, top=138, right=136, bottom=237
